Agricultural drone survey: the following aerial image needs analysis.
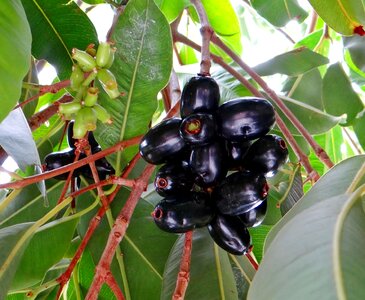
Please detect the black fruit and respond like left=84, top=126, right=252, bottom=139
left=217, top=97, right=275, bottom=142
left=242, top=134, right=288, bottom=177
left=226, top=140, right=252, bottom=170
left=207, top=213, right=251, bottom=255
left=179, top=113, right=216, bottom=146
left=139, top=118, right=187, bottom=165
left=44, top=148, right=77, bottom=180
left=152, top=192, right=214, bottom=233
left=180, top=75, right=220, bottom=118
left=190, top=140, right=228, bottom=187
left=67, top=121, right=98, bottom=149
left=238, top=199, right=267, bottom=228
left=154, top=162, right=194, bottom=197
left=213, top=171, right=268, bottom=215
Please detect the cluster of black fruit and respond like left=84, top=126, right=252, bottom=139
left=139, top=75, right=288, bottom=255
left=44, top=121, right=114, bottom=181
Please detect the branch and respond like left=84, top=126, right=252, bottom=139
left=85, top=164, right=155, bottom=299
left=173, top=231, right=193, bottom=300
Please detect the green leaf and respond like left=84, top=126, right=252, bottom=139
left=343, top=35, right=365, bottom=72
left=161, top=229, right=239, bottom=300
left=0, top=0, right=31, bottom=123
left=354, top=113, right=365, bottom=151
left=155, top=0, right=187, bottom=22
left=21, top=0, right=98, bottom=80
left=253, top=47, right=329, bottom=76
left=10, top=216, right=79, bottom=291
left=265, top=155, right=365, bottom=251
left=248, top=187, right=365, bottom=299
left=94, top=0, right=173, bottom=171
left=0, top=223, right=34, bottom=300
left=272, top=96, right=341, bottom=135
left=251, top=0, right=307, bottom=27
left=322, top=63, right=364, bottom=125
left=308, top=0, right=365, bottom=35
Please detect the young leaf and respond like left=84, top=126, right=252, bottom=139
left=322, top=63, right=364, bottom=125
left=253, top=47, right=329, bottom=77
left=21, top=0, right=98, bottom=80
left=248, top=188, right=365, bottom=299
left=0, top=0, right=31, bottom=123
left=94, top=0, right=173, bottom=172
left=251, top=0, right=307, bottom=27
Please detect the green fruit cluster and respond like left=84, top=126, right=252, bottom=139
left=59, top=42, right=120, bottom=139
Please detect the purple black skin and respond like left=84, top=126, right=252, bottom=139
left=238, top=199, right=267, bottom=228
left=154, top=161, right=194, bottom=197
left=242, top=134, right=289, bottom=177
left=207, top=213, right=251, bottom=255
left=179, top=113, right=216, bottom=146
left=213, top=171, right=269, bottom=216
left=189, top=140, right=228, bottom=188
left=217, top=97, right=276, bottom=142
left=180, top=75, right=220, bottom=118
left=152, top=192, right=215, bottom=233
left=139, top=118, right=187, bottom=165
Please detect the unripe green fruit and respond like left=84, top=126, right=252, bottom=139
left=96, top=42, right=112, bottom=68
left=70, top=65, right=84, bottom=91
left=72, top=48, right=96, bottom=72
left=97, top=69, right=120, bottom=99
left=59, top=101, right=82, bottom=115
left=93, top=103, right=112, bottom=124
left=84, top=87, right=99, bottom=107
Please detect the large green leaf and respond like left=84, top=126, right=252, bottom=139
left=253, top=47, right=329, bottom=77
left=308, top=0, right=365, bottom=35
left=251, top=0, right=307, bottom=27
left=0, top=223, right=34, bottom=300
left=21, top=0, right=98, bottom=80
left=95, top=0, right=173, bottom=172
left=265, top=155, right=365, bottom=251
left=161, top=229, right=239, bottom=300
left=248, top=187, right=365, bottom=299
left=322, top=63, right=364, bottom=125
left=0, top=0, right=31, bottom=123
left=271, top=96, right=341, bottom=135
left=10, top=216, right=79, bottom=291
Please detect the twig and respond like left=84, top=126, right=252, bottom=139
left=190, top=0, right=212, bottom=75
left=85, top=164, right=155, bottom=299
left=173, top=231, right=193, bottom=300
left=210, top=33, right=334, bottom=169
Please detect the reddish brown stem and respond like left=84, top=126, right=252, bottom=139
left=85, top=164, right=155, bottom=299
left=173, top=231, right=193, bottom=300
left=210, top=34, right=334, bottom=169
left=0, top=135, right=142, bottom=190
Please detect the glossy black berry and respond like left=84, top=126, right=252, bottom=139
left=217, top=97, right=275, bottom=142
left=179, top=113, right=216, bottom=146
left=154, top=162, right=194, bottom=197
left=190, top=140, right=228, bottom=187
left=67, top=121, right=98, bottom=149
left=139, top=118, right=186, bottom=165
left=152, top=192, right=214, bottom=233
left=180, top=75, right=220, bottom=118
left=207, top=213, right=251, bottom=255
left=238, top=199, right=267, bottom=228
left=44, top=148, right=77, bottom=180
left=226, top=140, right=252, bottom=170
left=213, top=171, right=269, bottom=215
left=242, top=134, right=288, bottom=177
